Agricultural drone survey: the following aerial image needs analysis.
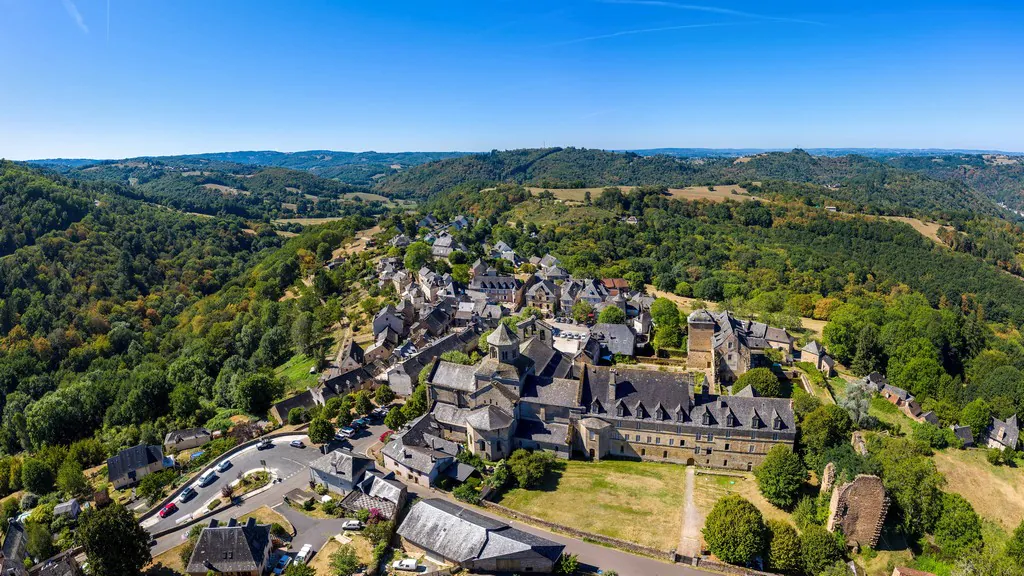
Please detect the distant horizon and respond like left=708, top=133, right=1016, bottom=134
left=2, top=1, right=1022, bottom=160
left=18, top=145, right=1024, bottom=164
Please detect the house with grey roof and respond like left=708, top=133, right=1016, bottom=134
left=397, top=499, right=564, bottom=573
left=186, top=518, right=271, bottom=576
left=802, top=341, right=835, bottom=376
left=382, top=414, right=469, bottom=487
left=106, top=445, right=167, bottom=489
left=525, top=278, right=560, bottom=315
left=30, top=550, right=82, bottom=576
left=0, top=520, right=27, bottom=576
left=952, top=425, right=975, bottom=447
left=309, top=449, right=377, bottom=495
left=163, top=427, right=213, bottom=453
left=52, top=499, right=80, bottom=520
left=986, top=415, right=1020, bottom=451
left=589, top=323, right=636, bottom=358
left=686, top=309, right=795, bottom=385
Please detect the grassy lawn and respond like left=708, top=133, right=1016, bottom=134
left=691, top=472, right=793, bottom=527
left=869, top=397, right=914, bottom=434
left=495, top=459, right=687, bottom=550
left=934, top=448, right=1024, bottom=533
left=144, top=542, right=189, bottom=576
left=309, top=535, right=375, bottom=575
left=239, top=505, right=294, bottom=535
left=275, top=353, right=318, bottom=396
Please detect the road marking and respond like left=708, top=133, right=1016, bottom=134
left=271, top=503, right=283, bottom=509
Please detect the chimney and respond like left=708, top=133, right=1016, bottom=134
left=608, top=369, right=618, bottom=403
left=246, top=517, right=257, bottom=529
left=209, top=519, right=219, bottom=528
left=227, top=518, right=237, bottom=527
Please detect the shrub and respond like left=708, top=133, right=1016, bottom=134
left=555, top=553, right=579, bottom=575
left=270, top=523, right=288, bottom=537
left=754, top=446, right=807, bottom=509
left=766, top=520, right=801, bottom=574
left=507, top=449, right=554, bottom=489
left=702, top=495, right=766, bottom=565
left=800, top=524, right=844, bottom=575
left=356, top=508, right=371, bottom=523
left=207, top=499, right=221, bottom=511
left=453, top=483, right=480, bottom=505
left=735, top=367, right=782, bottom=398
left=20, top=493, right=38, bottom=511
left=321, top=499, right=338, bottom=515
left=288, top=407, right=308, bottom=425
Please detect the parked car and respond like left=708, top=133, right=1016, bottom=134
left=257, top=438, right=273, bottom=450
left=296, top=544, right=313, bottom=564
left=198, top=470, right=217, bottom=487
left=289, top=440, right=305, bottom=449
left=178, top=487, right=197, bottom=502
left=352, top=418, right=370, bottom=430
left=392, top=558, right=419, bottom=572
left=341, top=520, right=364, bottom=530
left=272, top=555, right=292, bottom=575
left=216, top=459, right=232, bottom=473
left=337, top=427, right=355, bottom=438
left=158, top=503, right=178, bottom=518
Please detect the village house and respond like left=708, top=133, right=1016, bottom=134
left=185, top=518, right=271, bottom=576
left=308, top=449, right=377, bottom=495
left=0, top=520, right=26, bottom=576
left=525, top=278, right=560, bottom=314
left=339, top=471, right=408, bottom=521
left=986, top=415, right=1020, bottom=451
left=382, top=414, right=475, bottom=487
left=802, top=341, right=835, bottom=376
left=106, top=444, right=168, bottom=489
left=163, top=427, right=213, bottom=453
left=469, top=272, right=526, bottom=307
left=373, top=304, right=406, bottom=339
left=30, top=550, right=83, bottom=576
left=397, top=499, right=565, bottom=573
left=686, top=309, right=795, bottom=385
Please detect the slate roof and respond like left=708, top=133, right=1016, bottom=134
left=952, top=425, right=974, bottom=446
left=53, top=499, right=79, bottom=518
left=432, top=403, right=472, bottom=428
left=382, top=415, right=461, bottom=475
left=431, top=361, right=478, bottom=392
left=579, top=365, right=795, bottom=432
left=703, top=310, right=792, bottom=351
left=164, top=427, right=211, bottom=445
left=590, top=323, right=636, bottom=356
left=1, top=521, right=25, bottom=564
left=487, top=323, right=518, bottom=346
left=32, top=550, right=81, bottom=576
left=309, top=449, right=375, bottom=485
left=397, top=499, right=564, bottom=564
left=520, top=337, right=573, bottom=378
left=882, top=384, right=913, bottom=402
left=521, top=376, right=580, bottom=408
left=465, top=405, right=514, bottom=431
left=989, top=415, right=1020, bottom=449
left=107, top=444, right=163, bottom=483
left=526, top=279, right=558, bottom=298
left=803, top=341, right=824, bottom=355
left=514, top=420, right=570, bottom=448
left=539, top=254, right=560, bottom=269
left=470, top=276, right=520, bottom=291
left=186, top=519, right=270, bottom=575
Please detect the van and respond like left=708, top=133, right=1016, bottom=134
left=198, top=470, right=217, bottom=487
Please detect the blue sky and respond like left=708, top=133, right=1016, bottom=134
left=1, top=0, right=1023, bottom=159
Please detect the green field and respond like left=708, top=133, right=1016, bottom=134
left=496, top=459, right=687, bottom=550
left=274, top=353, right=319, bottom=395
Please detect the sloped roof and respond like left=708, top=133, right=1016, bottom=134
left=431, top=361, right=478, bottom=392
left=164, top=427, right=211, bottom=445
left=107, top=445, right=163, bottom=482
left=487, top=323, right=518, bottom=346
left=186, top=519, right=270, bottom=574
left=309, top=449, right=375, bottom=484
left=465, top=405, right=514, bottom=431
left=397, top=499, right=563, bottom=564
left=521, top=376, right=580, bottom=408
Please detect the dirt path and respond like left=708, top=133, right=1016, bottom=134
left=678, top=467, right=701, bottom=557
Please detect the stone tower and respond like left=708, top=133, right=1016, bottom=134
left=827, top=475, right=889, bottom=549
left=488, top=323, right=520, bottom=364
left=686, top=309, right=716, bottom=371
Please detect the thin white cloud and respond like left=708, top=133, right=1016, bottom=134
left=549, top=22, right=735, bottom=46
left=63, top=0, right=89, bottom=33
left=599, top=0, right=824, bottom=26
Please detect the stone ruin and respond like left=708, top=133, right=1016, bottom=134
left=820, top=462, right=837, bottom=494
left=827, top=474, right=889, bottom=550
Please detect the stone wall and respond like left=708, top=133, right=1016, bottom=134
left=827, top=475, right=889, bottom=548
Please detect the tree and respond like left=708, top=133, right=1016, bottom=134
left=25, top=521, right=55, bottom=561
left=284, top=563, right=316, bottom=576
left=384, top=408, right=409, bottom=431
left=21, top=458, right=53, bottom=495
left=571, top=300, right=594, bottom=324
left=288, top=407, right=308, bottom=425
left=234, top=372, right=284, bottom=415
left=308, top=418, right=336, bottom=451
left=800, top=405, right=853, bottom=456
left=350, top=390, right=372, bottom=416
left=328, top=544, right=360, bottom=576
left=56, top=457, right=88, bottom=497
left=1006, top=519, right=1024, bottom=568
left=754, top=446, right=807, bottom=509
left=766, top=520, right=801, bottom=574
left=735, top=368, right=782, bottom=398
left=961, top=398, right=992, bottom=440
left=650, top=297, right=681, bottom=328
left=702, top=495, right=766, bottom=565
left=818, top=561, right=853, bottom=576
left=800, top=524, right=843, bottom=576
left=653, top=323, right=683, bottom=350
left=597, top=306, right=626, bottom=325
left=374, top=384, right=395, bottom=406
left=507, top=449, right=554, bottom=489
left=404, top=242, right=432, bottom=271
left=555, top=553, right=580, bottom=575
left=78, top=504, right=152, bottom=576
left=693, top=277, right=724, bottom=301
left=851, top=323, right=885, bottom=376
left=291, top=311, right=315, bottom=356
left=839, top=379, right=873, bottom=426
left=881, top=453, right=945, bottom=537
left=138, top=469, right=174, bottom=505
left=935, top=493, right=982, bottom=558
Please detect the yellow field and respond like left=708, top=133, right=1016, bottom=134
left=878, top=216, right=949, bottom=244
left=496, top=459, right=687, bottom=550
left=273, top=217, right=352, bottom=226
left=934, top=448, right=1024, bottom=532
left=201, top=183, right=248, bottom=196
left=526, top=184, right=758, bottom=204
left=691, top=472, right=794, bottom=527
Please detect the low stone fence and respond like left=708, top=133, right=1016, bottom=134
left=478, top=501, right=675, bottom=562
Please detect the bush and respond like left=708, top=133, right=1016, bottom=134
left=753, top=446, right=807, bottom=509
left=735, top=368, right=782, bottom=398
left=800, top=524, right=844, bottom=575
left=288, top=407, right=308, bottom=425
left=321, top=499, right=338, bottom=515
left=453, top=483, right=480, bottom=505
left=271, top=523, right=288, bottom=537
left=766, top=520, right=801, bottom=574
left=507, top=449, right=554, bottom=489
left=207, top=499, right=221, bottom=511
left=555, top=553, right=580, bottom=575
left=20, top=493, right=38, bottom=511
left=21, top=459, right=54, bottom=495
left=702, top=495, right=766, bottom=565
left=356, top=508, right=371, bottom=523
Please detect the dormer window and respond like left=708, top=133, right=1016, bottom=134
left=656, top=407, right=666, bottom=421
left=635, top=403, right=646, bottom=419
left=701, top=411, right=711, bottom=426
left=616, top=404, right=625, bottom=417
left=773, top=416, right=783, bottom=430
left=676, top=409, right=685, bottom=422
left=751, top=416, right=762, bottom=429
left=592, top=399, right=602, bottom=414
left=726, top=413, right=736, bottom=427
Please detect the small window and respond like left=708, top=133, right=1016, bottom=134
left=647, top=436, right=652, bottom=443
left=680, top=439, right=685, bottom=447
left=724, top=443, right=730, bottom=451
left=663, top=451, right=668, bottom=458
left=773, top=433, right=780, bottom=441
left=746, top=462, right=753, bottom=471
left=635, top=434, right=641, bottom=442
left=641, top=448, right=646, bottom=456
left=723, top=460, right=728, bottom=467
left=696, top=432, right=702, bottom=441
left=748, top=445, right=755, bottom=453
left=707, top=433, right=714, bottom=442
left=694, top=446, right=700, bottom=454
left=668, top=439, right=674, bottom=446
left=705, top=447, right=712, bottom=455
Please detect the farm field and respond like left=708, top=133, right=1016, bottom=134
left=201, top=183, right=248, bottom=196
left=526, top=184, right=759, bottom=204
left=495, top=459, right=687, bottom=551
left=934, top=448, right=1024, bottom=532
left=690, top=472, right=793, bottom=528
left=878, top=215, right=950, bottom=244
left=273, top=216, right=353, bottom=225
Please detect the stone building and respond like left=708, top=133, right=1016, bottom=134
left=827, top=475, right=889, bottom=549
left=686, top=309, right=794, bottom=385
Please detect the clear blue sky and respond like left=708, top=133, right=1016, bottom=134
left=2, top=0, right=1023, bottom=159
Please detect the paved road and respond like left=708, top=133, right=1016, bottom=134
left=150, top=421, right=388, bottom=555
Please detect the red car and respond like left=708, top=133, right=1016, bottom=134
left=158, top=503, right=178, bottom=518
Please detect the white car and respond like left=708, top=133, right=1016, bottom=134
left=392, top=558, right=420, bottom=572
left=272, top=555, right=292, bottom=575
left=341, top=520, right=363, bottom=530
left=216, top=459, right=232, bottom=473
left=295, top=544, right=313, bottom=564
